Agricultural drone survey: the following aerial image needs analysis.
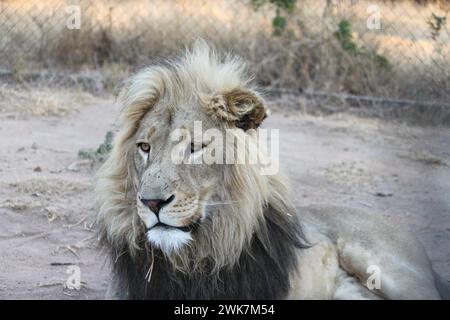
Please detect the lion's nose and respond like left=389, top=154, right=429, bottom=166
left=140, top=195, right=175, bottom=216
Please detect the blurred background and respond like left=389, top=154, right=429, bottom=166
left=0, top=0, right=449, bottom=121
left=0, top=0, right=449, bottom=299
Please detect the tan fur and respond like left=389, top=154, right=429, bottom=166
left=96, top=40, right=443, bottom=299
left=95, top=40, right=285, bottom=273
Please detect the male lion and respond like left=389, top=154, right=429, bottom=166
left=96, top=41, right=448, bottom=300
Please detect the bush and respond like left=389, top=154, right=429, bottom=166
left=78, top=131, right=114, bottom=162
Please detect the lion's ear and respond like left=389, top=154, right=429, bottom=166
left=207, top=89, right=268, bottom=131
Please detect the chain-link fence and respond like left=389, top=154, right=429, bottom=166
left=0, top=0, right=449, bottom=106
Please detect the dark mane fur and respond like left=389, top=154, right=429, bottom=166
left=106, top=205, right=307, bottom=300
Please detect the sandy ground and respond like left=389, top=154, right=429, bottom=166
left=0, top=97, right=449, bottom=299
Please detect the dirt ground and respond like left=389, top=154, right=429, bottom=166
left=0, top=95, right=449, bottom=299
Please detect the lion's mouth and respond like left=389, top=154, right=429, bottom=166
left=146, top=222, right=198, bottom=233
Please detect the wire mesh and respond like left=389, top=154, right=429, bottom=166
left=0, top=0, right=448, bottom=104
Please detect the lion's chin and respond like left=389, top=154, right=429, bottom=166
left=147, top=226, right=193, bottom=254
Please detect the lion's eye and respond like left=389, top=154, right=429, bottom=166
left=190, top=142, right=206, bottom=154
left=138, top=142, right=151, bottom=153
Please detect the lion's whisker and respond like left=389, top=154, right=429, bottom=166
left=198, top=200, right=241, bottom=206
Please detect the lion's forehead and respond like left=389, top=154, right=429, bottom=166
left=138, top=107, right=171, bottom=135
left=140, top=102, right=223, bottom=139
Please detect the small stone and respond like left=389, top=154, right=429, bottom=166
left=33, top=166, right=42, bottom=172
left=67, top=162, right=79, bottom=172
left=375, top=192, right=393, bottom=198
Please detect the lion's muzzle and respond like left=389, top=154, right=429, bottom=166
left=137, top=190, right=203, bottom=253
left=140, top=194, right=175, bottom=216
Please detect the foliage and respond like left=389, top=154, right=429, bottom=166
left=427, top=12, right=447, bottom=40
left=78, top=130, right=114, bottom=162
left=335, top=20, right=359, bottom=55
left=335, top=19, right=391, bottom=71
left=251, top=0, right=296, bottom=35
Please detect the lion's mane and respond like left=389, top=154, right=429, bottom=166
left=95, top=41, right=307, bottom=299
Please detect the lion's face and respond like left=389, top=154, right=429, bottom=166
left=132, top=84, right=270, bottom=254
left=134, top=98, right=242, bottom=254
left=97, top=42, right=273, bottom=264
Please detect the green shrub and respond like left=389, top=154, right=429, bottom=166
left=335, top=19, right=391, bottom=71
left=78, top=130, right=114, bottom=162
left=251, top=0, right=296, bottom=35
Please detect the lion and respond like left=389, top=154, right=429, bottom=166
left=96, top=41, right=449, bottom=300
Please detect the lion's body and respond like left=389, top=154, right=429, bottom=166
left=291, top=205, right=441, bottom=299
left=96, top=41, right=446, bottom=300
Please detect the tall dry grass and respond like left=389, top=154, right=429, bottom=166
left=0, top=0, right=448, bottom=103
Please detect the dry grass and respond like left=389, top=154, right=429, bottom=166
left=0, top=0, right=448, bottom=105
left=0, top=178, right=92, bottom=213
left=398, top=150, right=448, bottom=166
left=8, top=178, right=92, bottom=198
left=0, top=198, right=44, bottom=211
left=0, top=84, right=100, bottom=117
left=0, top=0, right=271, bottom=67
